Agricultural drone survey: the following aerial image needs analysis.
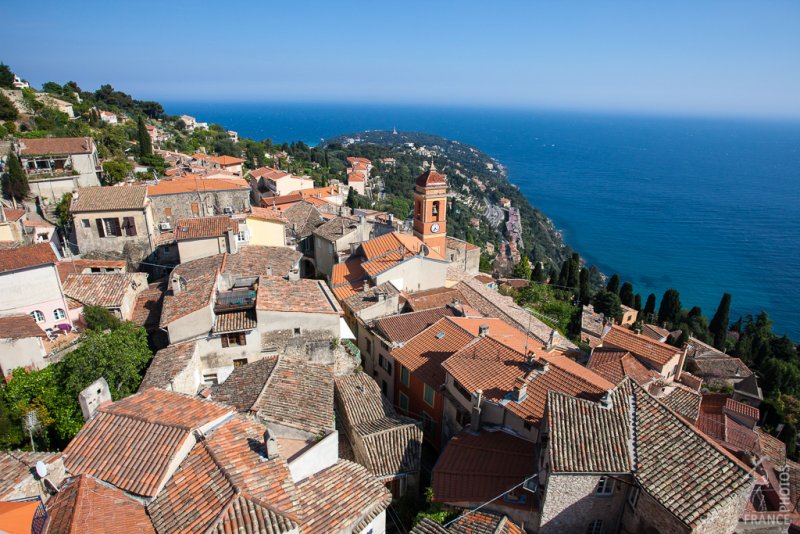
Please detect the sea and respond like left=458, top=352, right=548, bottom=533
left=162, top=102, right=800, bottom=339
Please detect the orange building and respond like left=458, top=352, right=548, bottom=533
left=412, top=163, right=447, bottom=257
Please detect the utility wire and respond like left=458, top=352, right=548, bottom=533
left=443, top=474, right=537, bottom=528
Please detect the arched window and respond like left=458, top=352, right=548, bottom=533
left=54, top=308, right=66, bottom=320
left=415, top=201, right=421, bottom=219
left=432, top=201, right=440, bottom=220
left=30, top=310, right=45, bottom=323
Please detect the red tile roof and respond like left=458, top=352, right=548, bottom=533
left=725, top=397, right=760, bottom=421
left=296, top=460, right=391, bottom=533
left=160, top=255, right=224, bottom=327
left=404, top=287, right=466, bottom=312
left=587, top=348, right=660, bottom=386
left=0, top=451, right=61, bottom=499
left=131, top=280, right=166, bottom=329
left=19, top=137, right=94, bottom=155
left=1, top=208, right=25, bottom=222
left=375, top=307, right=458, bottom=344
left=601, top=324, right=681, bottom=367
left=347, top=171, right=365, bottom=182
left=174, top=215, right=238, bottom=241
left=45, top=474, right=154, bottom=534
left=0, top=315, right=45, bottom=339
left=71, top=186, right=147, bottom=212
left=138, top=342, right=197, bottom=391
left=147, top=176, right=250, bottom=196
left=391, top=318, right=475, bottom=388
left=346, top=157, right=372, bottom=165
left=416, top=169, right=447, bottom=188
left=209, top=155, right=244, bottom=166
left=248, top=206, right=287, bottom=223
left=62, top=388, right=233, bottom=497
left=0, top=242, right=57, bottom=274
left=432, top=430, right=535, bottom=505
left=62, top=273, right=145, bottom=308
left=56, top=259, right=126, bottom=282
left=256, top=276, right=340, bottom=315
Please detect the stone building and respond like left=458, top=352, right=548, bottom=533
left=17, top=137, right=101, bottom=202
left=146, top=176, right=251, bottom=228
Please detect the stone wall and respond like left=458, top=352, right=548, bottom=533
left=539, top=473, right=629, bottom=533
left=620, top=486, right=689, bottom=534
left=150, top=189, right=251, bottom=225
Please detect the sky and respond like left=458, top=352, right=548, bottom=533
left=2, top=0, right=799, bottom=118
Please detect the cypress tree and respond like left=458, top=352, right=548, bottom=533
left=579, top=267, right=591, bottom=305
left=2, top=151, right=29, bottom=202
left=658, top=289, right=682, bottom=326
left=709, top=293, right=732, bottom=350
left=633, top=293, right=642, bottom=312
left=532, top=262, right=544, bottom=283
left=557, top=260, right=569, bottom=288
left=643, top=293, right=657, bottom=319
left=606, top=273, right=621, bottom=295
left=548, top=267, right=558, bottom=285
left=619, top=282, right=634, bottom=307
left=137, top=116, right=152, bottom=159
left=567, top=252, right=580, bottom=289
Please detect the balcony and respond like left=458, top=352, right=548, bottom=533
left=215, top=288, right=256, bottom=312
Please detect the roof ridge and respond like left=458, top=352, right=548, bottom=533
left=69, top=473, right=87, bottom=534
left=250, top=354, right=282, bottom=412
left=627, top=385, right=639, bottom=473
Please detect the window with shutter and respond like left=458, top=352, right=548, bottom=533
left=96, top=219, right=105, bottom=237
left=123, top=217, right=137, bottom=236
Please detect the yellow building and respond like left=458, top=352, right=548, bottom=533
left=245, top=207, right=287, bottom=247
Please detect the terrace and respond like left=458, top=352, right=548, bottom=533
left=214, top=276, right=258, bottom=312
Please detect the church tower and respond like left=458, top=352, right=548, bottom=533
left=412, top=162, right=447, bottom=256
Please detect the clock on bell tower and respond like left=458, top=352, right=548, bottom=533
left=412, top=162, right=447, bottom=256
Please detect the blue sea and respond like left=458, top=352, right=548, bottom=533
left=162, top=102, right=800, bottom=338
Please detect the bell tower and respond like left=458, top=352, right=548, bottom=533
left=412, top=162, right=447, bottom=256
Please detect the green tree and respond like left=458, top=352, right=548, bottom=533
left=709, top=293, right=732, bottom=350
left=82, top=304, right=122, bottom=331
left=619, top=282, right=634, bottom=308
left=346, top=187, right=357, bottom=209
left=557, top=260, right=569, bottom=288
left=0, top=92, right=18, bottom=121
left=513, top=255, right=532, bottom=280
left=136, top=115, right=153, bottom=159
left=567, top=252, right=580, bottom=289
left=2, top=151, right=29, bottom=202
left=633, top=293, right=642, bottom=312
left=643, top=293, right=657, bottom=319
left=54, top=192, right=72, bottom=228
left=606, top=273, right=621, bottom=295
left=658, top=289, right=682, bottom=326
left=58, top=322, right=152, bottom=401
left=579, top=267, right=591, bottom=305
left=532, top=262, right=545, bottom=283
left=0, top=63, right=14, bottom=88
left=548, top=267, right=558, bottom=285
left=102, top=158, right=134, bottom=185
left=593, top=290, right=622, bottom=322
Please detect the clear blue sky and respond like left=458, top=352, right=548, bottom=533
left=2, top=0, right=799, bottom=118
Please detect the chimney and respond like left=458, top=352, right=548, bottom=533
left=225, top=229, right=238, bottom=254
left=376, top=290, right=386, bottom=302
left=470, top=389, right=483, bottom=431
left=512, top=377, right=528, bottom=402
left=266, top=266, right=273, bottom=277
left=78, top=377, right=111, bottom=421
left=171, top=273, right=183, bottom=294
left=288, top=267, right=300, bottom=281
left=478, top=324, right=489, bottom=337
left=263, top=428, right=279, bottom=459
left=599, top=390, right=613, bottom=410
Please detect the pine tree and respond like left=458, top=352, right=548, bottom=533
left=606, top=273, right=620, bottom=295
left=2, top=151, right=29, bottom=203
left=633, top=293, right=642, bottom=312
left=579, top=267, right=591, bottom=305
left=532, top=262, right=544, bottom=283
left=643, top=293, right=657, bottom=319
left=136, top=116, right=152, bottom=159
left=709, top=293, right=732, bottom=350
left=658, top=289, right=682, bottom=326
left=619, top=282, right=634, bottom=307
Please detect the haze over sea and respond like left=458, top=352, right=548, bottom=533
left=163, top=102, right=800, bottom=338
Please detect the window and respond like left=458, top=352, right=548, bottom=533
left=233, top=358, right=247, bottom=368
left=423, top=383, right=435, bottom=407
left=378, top=354, right=385, bottom=368
left=523, top=421, right=533, bottom=431
left=202, top=373, right=219, bottom=386
left=400, top=366, right=410, bottom=387
left=221, top=332, right=246, bottom=347
left=628, top=486, right=640, bottom=508
left=596, top=476, right=614, bottom=496
left=385, top=360, right=393, bottom=375
left=30, top=310, right=44, bottom=323
left=365, top=339, right=372, bottom=356
left=164, top=207, right=172, bottom=217
left=381, top=380, right=388, bottom=396
left=53, top=308, right=66, bottom=320
left=237, top=230, right=248, bottom=243
left=81, top=219, right=90, bottom=228
left=97, top=217, right=121, bottom=238
left=191, top=203, right=199, bottom=215
left=122, top=216, right=137, bottom=236
left=587, top=520, right=604, bottom=534
left=432, top=200, right=440, bottom=220
left=399, top=392, right=409, bottom=412
left=293, top=327, right=301, bottom=337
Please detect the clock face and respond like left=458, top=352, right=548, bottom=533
left=431, top=223, right=440, bottom=233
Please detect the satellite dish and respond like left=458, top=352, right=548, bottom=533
left=35, top=460, right=48, bottom=478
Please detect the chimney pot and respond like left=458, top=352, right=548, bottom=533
left=478, top=324, right=489, bottom=337
left=266, top=266, right=272, bottom=276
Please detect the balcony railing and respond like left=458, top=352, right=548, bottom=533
left=215, top=288, right=256, bottom=311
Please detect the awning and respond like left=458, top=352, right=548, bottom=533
left=340, top=317, right=356, bottom=340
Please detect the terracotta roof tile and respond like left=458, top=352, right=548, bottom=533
left=331, top=257, right=368, bottom=287
left=213, top=309, right=257, bottom=333
left=0, top=451, right=60, bottom=499
left=56, top=259, right=126, bottom=282
left=691, top=356, right=753, bottom=380
left=131, top=280, right=166, bottom=328
left=649, top=382, right=702, bottom=421
left=256, top=276, right=340, bottom=315
left=415, top=169, right=447, bottom=188
left=432, top=430, right=535, bottom=504
left=0, top=315, right=45, bottom=339
left=160, top=255, right=224, bottom=327
left=375, top=307, right=458, bottom=344
left=252, top=357, right=335, bottom=434
left=225, top=246, right=302, bottom=279
left=139, top=342, right=198, bottom=391
left=45, top=474, right=154, bottom=534
left=210, top=155, right=244, bottom=165
left=342, top=281, right=400, bottom=313
left=725, top=397, right=760, bottom=421
left=71, top=186, right=147, bottom=212
left=248, top=206, right=287, bottom=223
left=19, top=137, right=93, bottom=155
left=335, top=373, right=422, bottom=477
left=215, top=357, right=279, bottom=412
left=587, top=348, right=660, bottom=386
left=601, top=324, right=681, bottom=367
left=0, top=242, right=57, bottom=274
left=62, top=388, right=233, bottom=497
left=147, top=177, right=249, bottom=196
left=1, top=208, right=25, bottom=221
left=282, top=201, right=323, bottom=238
left=62, top=273, right=146, bottom=308
left=448, top=511, right=525, bottom=534
left=296, top=460, right=391, bottom=532
left=548, top=379, right=754, bottom=527
left=174, top=216, right=239, bottom=240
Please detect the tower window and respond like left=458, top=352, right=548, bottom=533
left=415, top=201, right=421, bottom=219
left=432, top=201, right=440, bottom=219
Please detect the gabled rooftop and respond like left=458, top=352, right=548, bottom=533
left=62, top=273, right=146, bottom=309
left=587, top=348, right=660, bottom=386
left=18, top=137, right=94, bottom=156
left=0, top=315, right=46, bottom=340
left=374, top=306, right=459, bottom=344
left=71, top=186, right=147, bottom=212
left=601, top=324, right=682, bottom=367
left=256, top=276, right=340, bottom=315
left=0, top=242, right=58, bottom=274
left=174, top=215, right=238, bottom=241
